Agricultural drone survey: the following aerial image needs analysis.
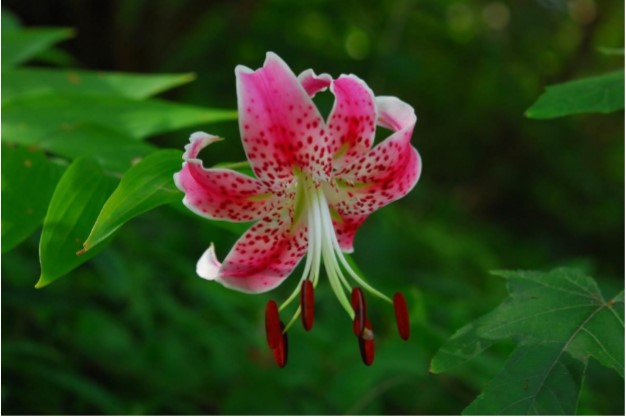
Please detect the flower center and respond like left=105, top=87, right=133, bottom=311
left=263, top=175, right=411, bottom=368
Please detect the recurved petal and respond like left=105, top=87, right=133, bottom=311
left=174, top=132, right=278, bottom=222
left=326, top=75, right=377, bottom=172
left=236, top=52, right=332, bottom=185
left=297, top=69, right=332, bottom=97
left=330, top=96, right=421, bottom=221
left=210, top=213, right=308, bottom=293
left=196, top=243, right=222, bottom=280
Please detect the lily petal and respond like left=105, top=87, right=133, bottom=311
left=332, top=213, right=366, bottom=254
left=236, top=52, right=332, bottom=185
left=210, top=214, right=308, bottom=293
left=329, top=97, right=421, bottom=248
left=196, top=243, right=221, bottom=280
left=174, top=132, right=277, bottom=222
left=327, top=75, right=377, bottom=172
left=297, top=69, right=332, bottom=97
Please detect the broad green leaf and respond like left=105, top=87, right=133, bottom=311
left=2, top=68, right=196, bottom=104
left=431, top=268, right=624, bottom=415
left=2, top=92, right=238, bottom=144
left=36, top=158, right=117, bottom=288
left=526, top=70, right=625, bottom=119
left=82, top=149, right=183, bottom=251
left=2, top=28, right=74, bottom=69
left=463, top=344, right=585, bottom=415
left=1, top=144, right=65, bottom=252
left=39, top=124, right=156, bottom=173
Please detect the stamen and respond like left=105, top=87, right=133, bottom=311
left=316, top=190, right=392, bottom=304
left=265, top=300, right=281, bottom=349
left=272, top=321, right=288, bottom=368
left=351, top=287, right=366, bottom=336
left=300, top=279, right=315, bottom=331
left=393, top=292, right=410, bottom=341
left=314, top=187, right=354, bottom=317
left=358, top=319, right=375, bottom=366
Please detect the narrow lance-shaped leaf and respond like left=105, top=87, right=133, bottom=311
left=2, top=28, right=74, bottom=69
left=36, top=158, right=117, bottom=288
left=82, top=149, right=184, bottom=251
left=2, top=92, right=238, bottom=144
left=1, top=144, right=66, bottom=252
left=526, top=70, right=625, bottom=119
left=2, top=68, right=196, bottom=104
left=430, top=268, right=624, bottom=415
left=39, top=124, right=156, bottom=173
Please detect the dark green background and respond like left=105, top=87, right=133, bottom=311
left=2, top=0, right=624, bottom=414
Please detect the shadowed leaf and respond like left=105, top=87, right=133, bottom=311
left=1, top=144, right=66, bottom=252
left=431, top=268, right=624, bottom=415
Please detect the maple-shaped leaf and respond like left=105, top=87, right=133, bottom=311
left=431, top=268, right=624, bottom=415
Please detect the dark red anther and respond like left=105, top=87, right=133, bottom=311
left=358, top=319, right=375, bottom=366
left=265, top=300, right=281, bottom=349
left=272, top=321, right=288, bottom=368
left=300, top=279, right=315, bottom=331
left=393, top=292, right=410, bottom=341
left=351, top=287, right=366, bottom=336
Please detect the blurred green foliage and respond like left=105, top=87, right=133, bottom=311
left=2, top=0, right=624, bottom=414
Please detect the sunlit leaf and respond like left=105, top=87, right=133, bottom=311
left=1, top=28, right=74, bottom=69
left=2, top=68, right=196, bottom=104
left=526, top=70, right=625, bottom=119
left=431, top=268, right=624, bottom=415
left=36, top=158, right=117, bottom=288
left=2, top=92, right=238, bottom=144
left=82, top=150, right=183, bottom=251
left=1, top=144, right=65, bottom=252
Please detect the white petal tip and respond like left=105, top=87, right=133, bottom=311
left=196, top=243, right=222, bottom=281
left=183, top=132, right=222, bottom=160
left=235, top=64, right=254, bottom=76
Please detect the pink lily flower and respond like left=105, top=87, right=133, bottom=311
left=174, top=52, right=421, bottom=367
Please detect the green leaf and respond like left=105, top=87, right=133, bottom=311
left=2, top=92, right=238, bottom=144
left=1, top=28, right=74, bottom=69
left=25, top=46, right=79, bottom=68
left=463, top=344, right=586, bottom=415
left=526, top=70, right=625, bottom=119
left=431, top=268, right=624, bottom=415
left=36, top=158, right=117, bottom=288
left=1, top=144, right=65, bottom=252
left=82, top=149, right=183, bottom=251
left=39, top=124, right=156, bottom=173
left=1, top=8, right=22, bottom=31
left=2, top=68, right=196, bottom=104
left=597, top=47, right=624, bottom=56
